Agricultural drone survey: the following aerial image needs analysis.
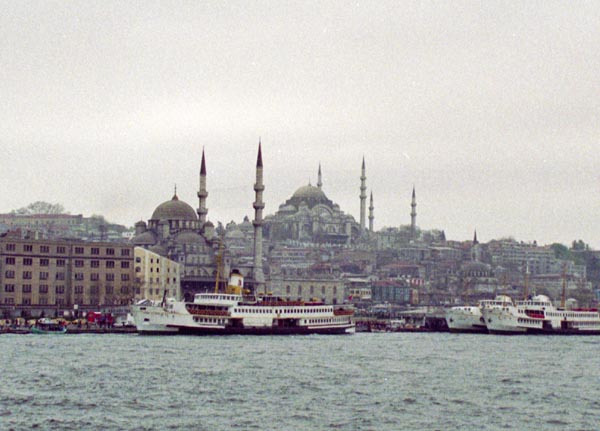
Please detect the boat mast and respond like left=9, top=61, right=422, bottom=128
left=523, top=262, right=530, bottom=300
left=214, top=240, right=224, bottom=294
left=561, top=264, right=567, bottom=309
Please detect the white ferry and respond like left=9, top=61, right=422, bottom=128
left=482, top=294, right=600, bottom=335
left=131, top=270, right=355, bottom=335
left=445, top=295, right=514, bottom=333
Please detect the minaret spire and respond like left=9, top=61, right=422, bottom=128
left=360, top=156, right=367, bottom=230
left=197, top=148, right=208, bottom=225
left=317, top=163, right=322, bottom=189
left=368, top=191, right=374, bottom=232
left=473, top=229, right=479, bottom=245
left=253, top=139, right=265, bottom=293
left=410, top=185, right=417, bottom=237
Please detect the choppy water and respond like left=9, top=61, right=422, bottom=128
left=1, top=333, right=599, bottom=431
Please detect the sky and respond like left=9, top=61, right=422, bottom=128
left=1, top=1, right=599, bottom=248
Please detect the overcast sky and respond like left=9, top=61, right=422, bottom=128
left=1, top=1, right=599, bottom=247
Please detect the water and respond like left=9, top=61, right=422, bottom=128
left=1, top=333, right=599, bottom=431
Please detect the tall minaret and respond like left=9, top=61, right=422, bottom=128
left=317, top=163, right=323, bottom=189
left=360, top=157, right=367, bottom=230
left=253, top=141, right=265, bottom=293
left=197, top=148, right=208, bottom=226
left=368, top=191, right=374, bottom=232
left=410, top=185, right=417, bottom=235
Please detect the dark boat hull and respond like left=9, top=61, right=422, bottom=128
left=138, top=324, right=354, bottom=336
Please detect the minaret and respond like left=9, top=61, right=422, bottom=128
left=317, top=163, right=323, bottom=189
left=368, top=191, right=374, bottom=232
left=410, top=185, right=417, bottom=235
left=253, top=141, right=265, bottom=293
left=360, top=157, right=367, bottom=230
left=473, top=230, right=479, bottom=245
left=197, top=148, right=208, bottom=226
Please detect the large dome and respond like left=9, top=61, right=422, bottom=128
left=151, top=194, right=198, bottom=221
left=292, top=185, right=328, bottom=201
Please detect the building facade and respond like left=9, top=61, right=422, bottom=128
left=0, top=235, right=135, bottom=317
left=134, top=247, right=182, bottom=302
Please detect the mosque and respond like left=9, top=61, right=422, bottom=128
left=132, top=145, right=266, bottom=297
left=262, top=159, right=372, bottom=245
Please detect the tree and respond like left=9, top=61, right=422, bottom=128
left=11, top=201, right=66, bottom=215
left=550, top=243, right=572, bottom=260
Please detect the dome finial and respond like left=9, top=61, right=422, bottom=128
left=173, top=184, right=178, bottom=200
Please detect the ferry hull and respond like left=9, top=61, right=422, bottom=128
left=137, top=323, right=355, bottom=336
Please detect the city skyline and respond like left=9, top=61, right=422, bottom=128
left=2, top=2, right=599, bottom=248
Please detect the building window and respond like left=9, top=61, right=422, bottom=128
left=106, top=261, right=115, bottom=268
left=57, top=246, right=66, bottom=254
left=121, top=261, right=130, bottom=269
left=74, top=286, right=84, bottom=294
left=105, top=286, right=113, bottom=294
left=5, top=257, right=15, bottom=265
left=4, top=298, right=14, bottom=304
left=22, top=298, right=31, bottom=305
left=4, top=284, right=15, bottom=292
left=22, top=284, right=32, bottom=293
left=121, top=249, right=130, bottom=256
left=40, top=245, right=50, bottom=253
left=90, top=273, right=99, bottom=281
left=135, top=267, right=141, bottom=273
left=121, top=286, right=129, bottom=294
left=56, top=259, right=66, bottom=267
left=91, top=248, right=100, bottom=255
left=56, top=285, right=65, bottom=294
left=23, top=258, right=33, bottom=266
left=90, top=286, right=99, bottom=295
left=39, top=285, right=49, bottom=294
left=39, top=297, right=48, bottom=305
left=6, top=243, right=15, bottom=251
left=122, top=274, right=130, bottom=281
left=39, top=272, right=49, bottom=280
left=55, top=272, right=65, bottom=280
left=74, top=273, right=84, bottom=281
left=56, top=298, right=65, bottom=306
left=40, top=258, right=49, bottom=266
left=24, top=244, right=33, bottom=252
left=75, top=247, right=84, bottom=254
left=106, top=248, right=115, bottom=255
left=91, top=260, right=100, bottom=268
left=23, top=271, right=32, bottom=280
left=106, top=273, right=115, bottom=282
left=74, top=260, right=84, bottom=268
left=135, top=257, right=141, bottom=263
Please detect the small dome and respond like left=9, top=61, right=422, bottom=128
left=292, top=185, right=327, bottom=201
left=132, top=231, right=156, bottom=245
left=174, top=231, right=205, bottom=245
left=151, top=194, right=198, bottom=222
left=204, top=220, right=214, bottom=228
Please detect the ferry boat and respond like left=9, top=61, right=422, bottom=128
left=445, top=295, right=515, bottom=333
left=131, top=270, right=355, bottom=335
left=482, top=294, right=600, bottom=335
left=31, top=318, right=67, bottom=334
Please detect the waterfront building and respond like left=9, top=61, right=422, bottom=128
left=0, top=234, right=135, bottom=318
left=133, top=247, right=182, bottom=302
